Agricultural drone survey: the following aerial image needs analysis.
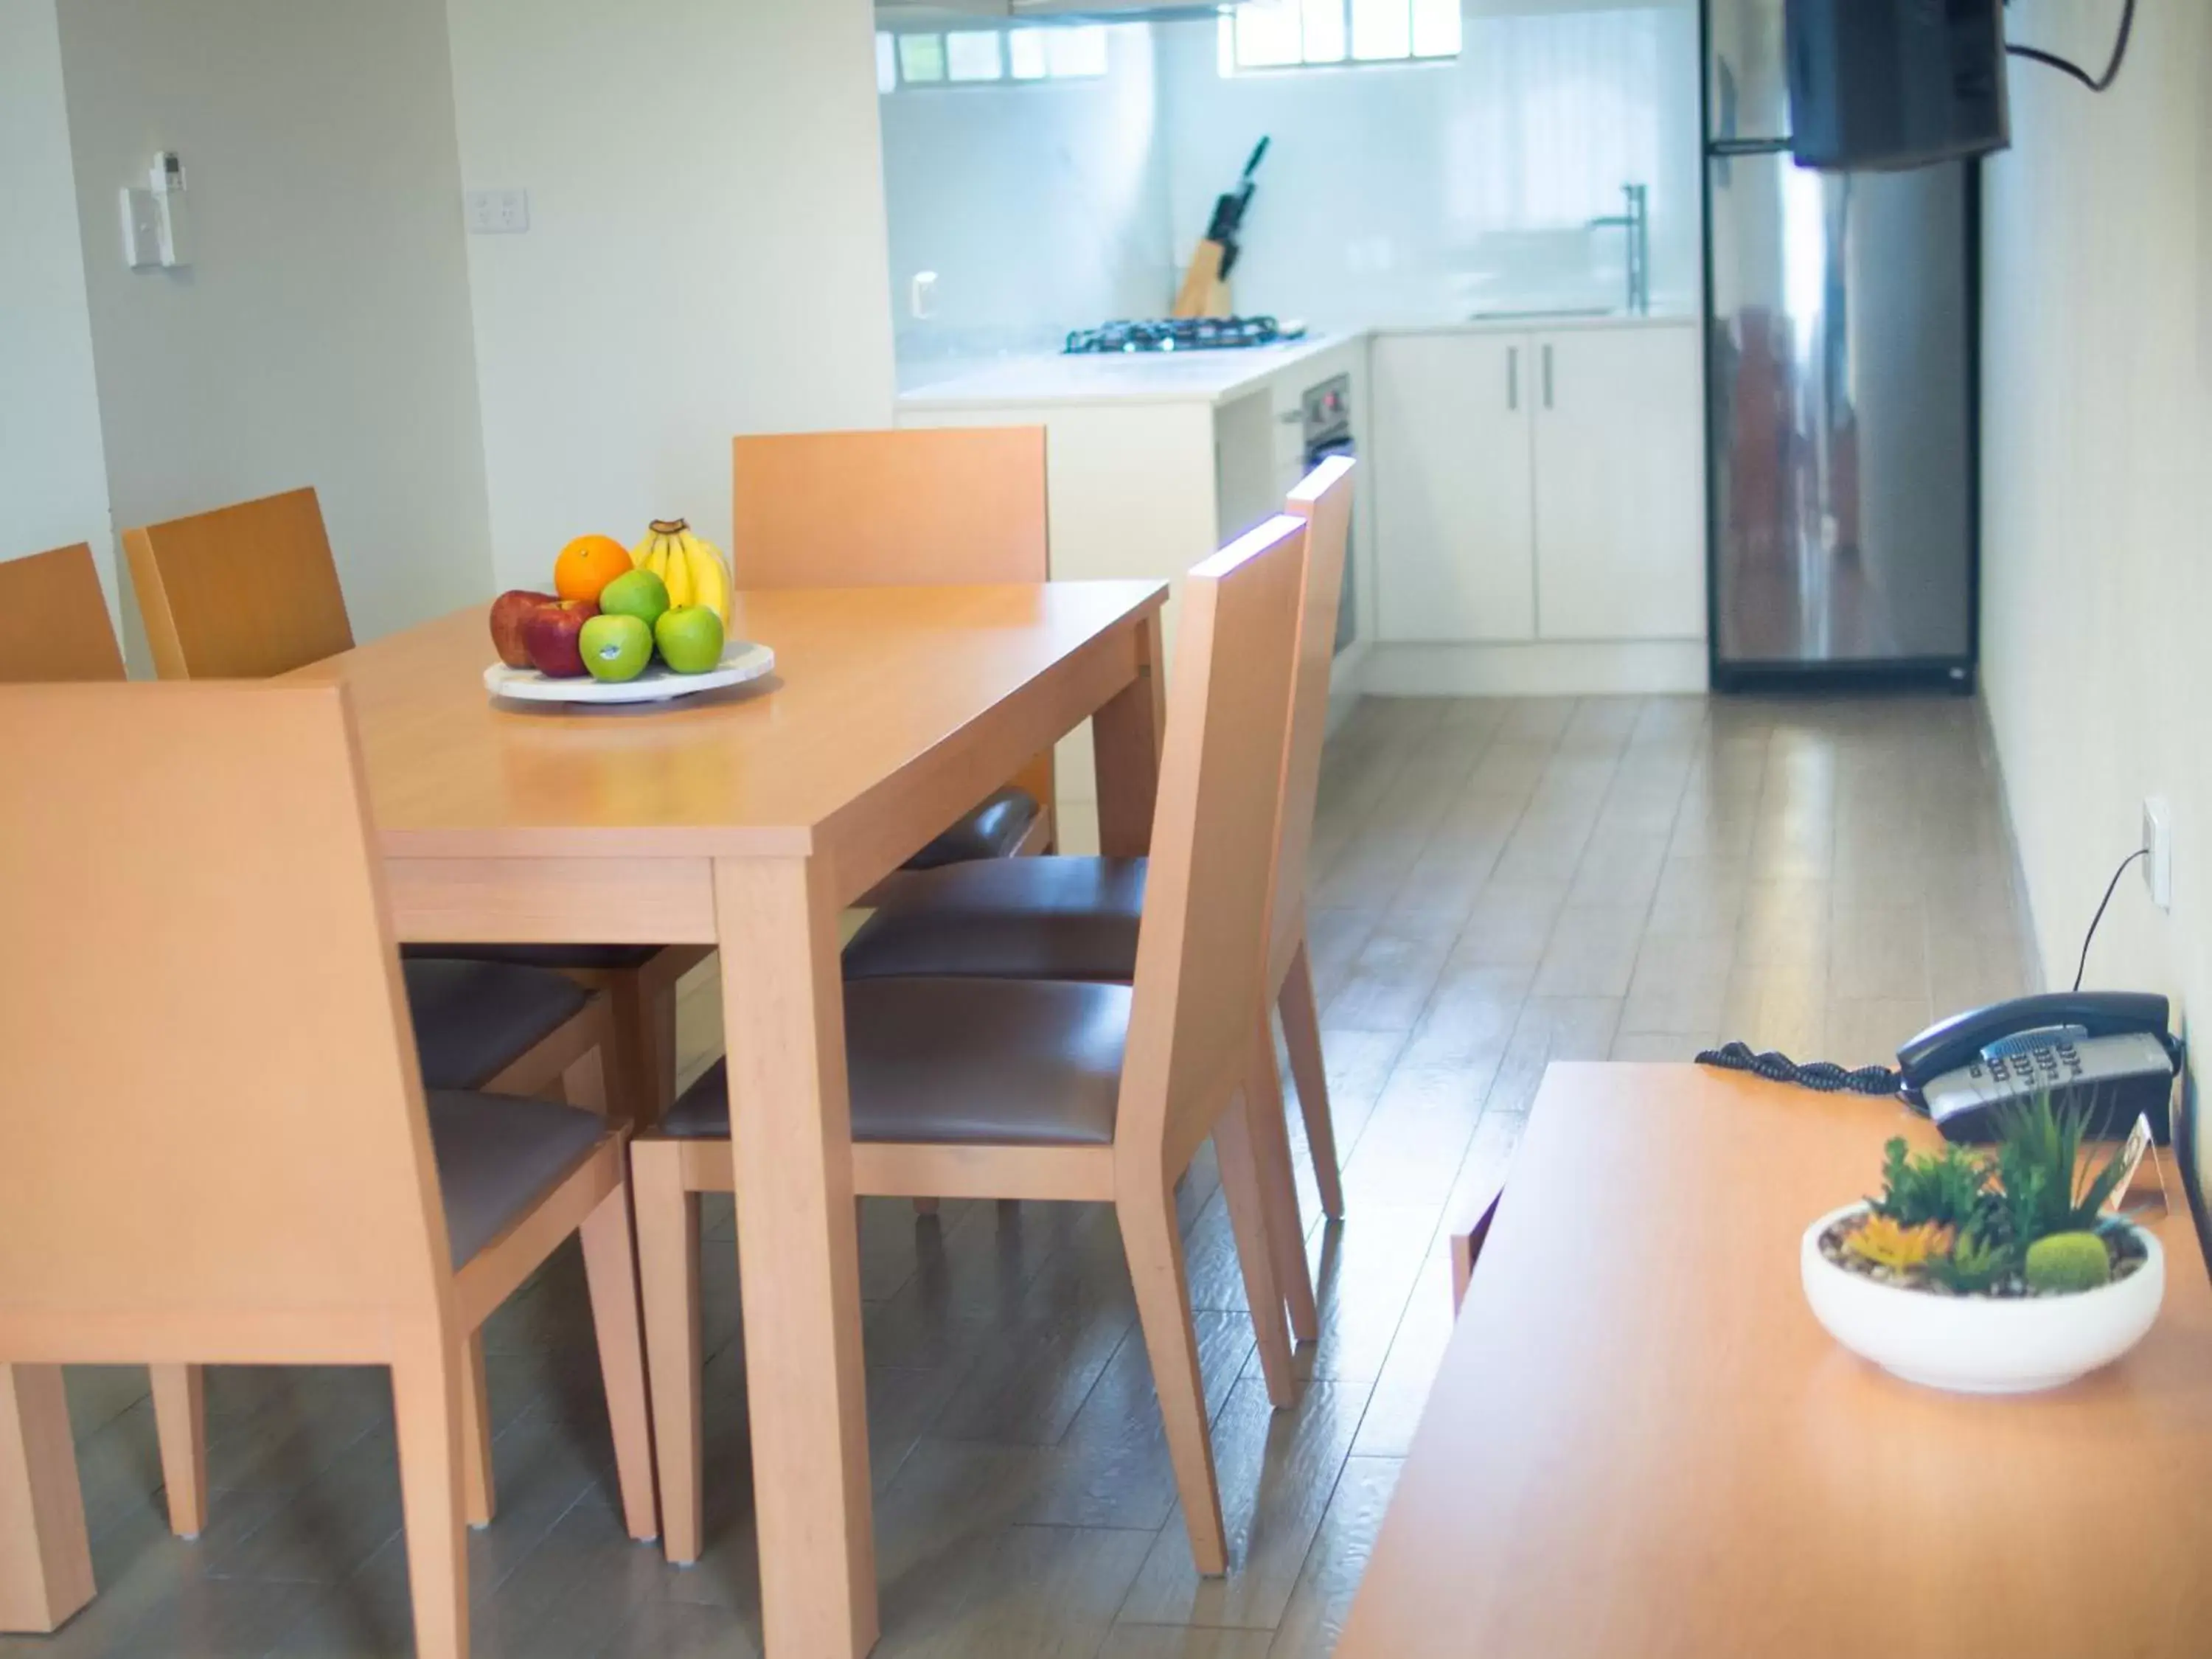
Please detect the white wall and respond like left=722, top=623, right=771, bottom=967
left=1153, top=1, right=1702, bottom=330
left=448, top=0, right=897, bottom=589
left=0, top=0, right=114, bottom=603
left=1981, top=0, right=2212, bottom=1054
left=883, top=26, right=1172, bottom=371
left=55, top=0, right=494, bottom=646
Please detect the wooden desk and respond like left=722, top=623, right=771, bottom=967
left=1338, top=1063, right=2212, bottom=1659
left=1, top=582, right=1167, bottom=1658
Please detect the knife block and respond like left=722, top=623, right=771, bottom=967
left=1170, top=239, right=1233, bottom=319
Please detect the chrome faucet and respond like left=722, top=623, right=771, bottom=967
left=1588, top=183, right=1649, bottom=316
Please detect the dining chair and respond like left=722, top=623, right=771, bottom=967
left=731, top=427, right=1057, bottom=869
left=0, top=681, right=656, bottom=1659
left=631, top=512, right=1312, bottom=1576
left=0, top=545, right=125, bottom=681
left=117, top=488, right=651, bottom=1537
left=835, top=457, right=1358, bottom=1327
left=120, top=486, right=704, bottom=1127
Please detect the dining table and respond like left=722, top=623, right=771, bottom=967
left=0, top=580, right=1169, bottom=1658
left=1335, top=1062, right=2212, bottom=1659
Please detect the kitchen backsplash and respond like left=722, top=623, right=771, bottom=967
left=879, top=1, right=1700, bottom=366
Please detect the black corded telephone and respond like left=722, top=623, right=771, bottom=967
left=1896, top=991, right=2183, bottom=1144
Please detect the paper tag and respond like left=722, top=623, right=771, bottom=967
left=2106, top=1113, right=2154, bottom=1214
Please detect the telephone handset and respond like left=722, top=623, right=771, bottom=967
left=1897, top=990, right=2183, bottom=1144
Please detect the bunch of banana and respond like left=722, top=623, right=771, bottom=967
left=630, top=518, right=731, bottom=625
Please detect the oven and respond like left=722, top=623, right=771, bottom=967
left=1301, top=372, right=1357, bottom=655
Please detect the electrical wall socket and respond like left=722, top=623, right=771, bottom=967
left=464, top=189, right=529, bottom=234
left=2142, top=796, right=2173, bottom=911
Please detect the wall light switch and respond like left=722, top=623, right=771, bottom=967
left=465, top=189, right=529, bottom=234
left=120, top=187, right=162, bottom=269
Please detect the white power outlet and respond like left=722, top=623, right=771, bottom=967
left=464, top=189, right=529, bottom=234
left=2142, top=796, right=2173, bottom=911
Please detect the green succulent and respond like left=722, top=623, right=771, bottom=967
left=2024, top=1231, right=2113, bottom=1294
left=1993, top=1095, right=2131, bottom=1250
left=1924, top=1222, right=2010, bottom=1294
left=1874, top=1137, right=1991, bottom=1229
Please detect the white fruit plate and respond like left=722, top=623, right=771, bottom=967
left=484, top=640, right=776, bottom=706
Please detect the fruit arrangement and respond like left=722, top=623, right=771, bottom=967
left=490, top=524, right=732, bottom=684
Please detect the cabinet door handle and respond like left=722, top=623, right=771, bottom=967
left=1542, top=344, right=1554, bottom=409
left=1507, top=347, right=1519, bottom=411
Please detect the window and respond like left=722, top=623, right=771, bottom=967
left=1218, top=0, right=1460, bottom=73
left=877, top=24, right=1110, bottom=90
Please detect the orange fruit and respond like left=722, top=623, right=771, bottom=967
left=554, top=535, right=633, bottom=604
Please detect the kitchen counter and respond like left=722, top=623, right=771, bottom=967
left=895, top=332, right=1357, bottom=411
left=894, top=315, right=1695, bottom=412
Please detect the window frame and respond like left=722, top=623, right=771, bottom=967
left=1217, top=0, right=1462, bottom=77
left=877, top=23, right=1111, bottom=92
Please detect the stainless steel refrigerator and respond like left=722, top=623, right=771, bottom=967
left=1705, top=0, right=1978, bottom=688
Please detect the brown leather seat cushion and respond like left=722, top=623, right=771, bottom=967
left=904, top=785, right=1040, bottom=871
left=401, top=943, right=663, bottom=973
left=844, top=856, right=1145, bottom=984
left=426, top=1091, right=607, bottom=1267
left=403, top=958, right=594, bottom=1090
left=661, top=976, right=1129, bottom=1147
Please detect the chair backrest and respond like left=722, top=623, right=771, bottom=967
left=0, top=544, right=125, bottom=681
left=1266, top=456, right=1356, bottom=984
left=731, top=428, right=1048, bottom=589
left=0, top=683, right=451, bottom=1350
left=124, top=487, right=355, bottom=679
left=1119, top=515, right=1308, bottom=1180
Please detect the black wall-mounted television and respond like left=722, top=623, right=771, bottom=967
left=1786, top=0, right=2011, bottom=171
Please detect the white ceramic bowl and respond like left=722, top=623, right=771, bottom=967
left=1801, top=1202, right=2164, bottom=1394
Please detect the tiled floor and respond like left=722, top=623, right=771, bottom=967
left=3, top=694, right=2037, bottom=1658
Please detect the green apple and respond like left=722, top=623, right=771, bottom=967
left=580, top=613, right=653, bottom=682
left=597, top=566, right=670, bottom=629
left=655, top=605, right=725, bottom=675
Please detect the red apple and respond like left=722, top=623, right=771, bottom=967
left=489, top=588, right=559, bottom=668
left=521, top=599, right=598, bottom=678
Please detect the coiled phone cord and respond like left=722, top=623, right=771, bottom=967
left=1692, top=1042, right=1902, bottom=1097
left=1697, top=846, right=2150, bottom=1100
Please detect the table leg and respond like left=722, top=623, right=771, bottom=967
left=1092, top=611, right=1166, bottom=859
left=0, top=1364, right=93, bottom=1634
left=715, top=856, right=877, bottom=1659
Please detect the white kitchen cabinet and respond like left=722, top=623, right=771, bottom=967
left=1531, top=326, right=1706, bottom=640
left=1372, top=321, right=1704, bottom=654
left=1373, top=331, right=1536, bottom=642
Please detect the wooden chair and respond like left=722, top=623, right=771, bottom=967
left=0, top=681, right=656, bottom=1658
left=117, top=488, right=656, bottom=1537
left=731, top=427, right=1057, bottom=866
left=120, top=485, right=704, bottom=1128
left=633, top=513, right=1315, bottom=1574
left=0, top=545, right=125, bottom=681
left=835, top=458, right=1359, bottom=1329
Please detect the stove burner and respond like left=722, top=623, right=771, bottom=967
left=1064, top=316, right=1306, bottom=355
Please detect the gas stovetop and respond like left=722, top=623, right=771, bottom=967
left=1063, top=316, right=1307, bottom=355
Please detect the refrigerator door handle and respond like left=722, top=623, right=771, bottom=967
left=1542, top=344, right=1554, bottom=409
left=1507, top=347, right=1519, bottom=410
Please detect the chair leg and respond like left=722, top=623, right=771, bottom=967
left=579, top=1183, right=660, bottom=1543
left=560, top=1042, right=609, bottom=1120
left=391, top=1333, right=469, bottom=1659
left=1214, top=1092, right=1298, bottom=1410
left=631, top=1143, right=703, bottom=1563
left=1278, top=939, right=1345, bottom=1220
left=0, top=1363, right=94, bottom=1634
left=1244, top=1029, right=1318, bottom=1345
left=148, top=1365, right=207, bottom=1538
left=460, top=1337, right=495, bottom=1529
left=1118, top=1176, right=1228, bottom=1576
left=607, top=970, right=678, bottom=1132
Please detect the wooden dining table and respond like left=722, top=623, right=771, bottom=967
left=0, top=580, right=1169, bottom=1657
left=1337, top=1062, right=2212, bottom=1659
